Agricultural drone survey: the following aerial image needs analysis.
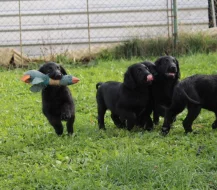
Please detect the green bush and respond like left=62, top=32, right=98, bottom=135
left=97, top=32, right=217, bottom=60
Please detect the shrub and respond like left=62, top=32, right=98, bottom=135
left=96, top=31, right=217, bottom=60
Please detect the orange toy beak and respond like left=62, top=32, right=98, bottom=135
left=21, top=75, right=31, bottom=83
left=72, top=77, right=80, bottom=84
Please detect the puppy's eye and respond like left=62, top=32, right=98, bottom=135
left=137, top=68, right=144, bottom=75
left=141, top=64, right=147, bottom=69
left=57, top=66, right=60, bottom=70
left=47, top=68, right=52, bottom=73
left=141, top=65, right=148, bottom=70
left=158, top=61, right=162, bottom=65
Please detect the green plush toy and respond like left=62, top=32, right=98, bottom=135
left=21, top=70, right=79, bottom=92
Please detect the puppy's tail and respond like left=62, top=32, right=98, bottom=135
left=96, top=82, right=103, bottom=89
left=181, top=89, right=201, bottom=105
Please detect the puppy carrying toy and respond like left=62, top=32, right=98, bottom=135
left=21, top=70, right=79, bottom=92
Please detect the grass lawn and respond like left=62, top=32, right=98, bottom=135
left=1, top=53, right=217, bottom=189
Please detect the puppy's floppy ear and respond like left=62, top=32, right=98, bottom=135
left=154, top=58, right=163, bottom=74
left=60, top=65, right=67, bottom=75
left=141, top=61, right=157, bottom=76
left=154, top=58, right=161, bottom=67
left=123, top=67, right=136, bottom=89
left=175, top=58, right=180, bottom=79
left=38, top=64, right=45, bottom=73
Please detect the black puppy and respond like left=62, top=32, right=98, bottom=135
left=96, top=62, right=154, bottom=131
left=38, top=62, right=75, bottom=135
left=152, top=56, right=180, bottom=125
left=161, top=74, right=217, bottom=135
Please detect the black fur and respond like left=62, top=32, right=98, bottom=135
left=152, top=56, right=180, bottom=125
left=161, top=74, right=217, bottom=135
left=96, top=62, right=154, bottom=131
left=38, top=62, right=75, bottom=135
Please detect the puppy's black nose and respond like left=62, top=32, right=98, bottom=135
left=169, top=66, right=177, bottom=73
left=55, top=73, right=63, bottom=80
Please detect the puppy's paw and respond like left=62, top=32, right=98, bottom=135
left=154, top=121, right=159, bottom=125
left=161, top=127, right=170, bottom=136
left=184, top=129, right=193, bottom=134
left=146, top=126, right=154, bottom=132
left=212, top=122, right=217, bottom=129
left=99, top=125, right=106, bottom=130
left=117, top=123, right=126, bottom=128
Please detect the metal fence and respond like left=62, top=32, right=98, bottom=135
left=0, top=0, right=216, bottom=58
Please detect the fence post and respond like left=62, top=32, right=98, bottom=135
left=211, top=0, right=216, bottom=27
left=173, top=0, right=178, bottom=50
left=86, top=0, right=91, bottom=57
left=18, top=0, right=23, bottom=65
left=166, top=0, right=170, bottom=39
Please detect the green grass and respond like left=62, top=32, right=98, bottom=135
left=1, top=53, right=217, bottom=189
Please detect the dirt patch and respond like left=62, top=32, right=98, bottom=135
left=0, top=48, right=31, bottom=67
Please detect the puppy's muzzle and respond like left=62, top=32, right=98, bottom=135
left=169, top=66, right=177, bottom=73
left=166, top=66, right=177, bottom=78
left=50, top=72, right=63, bottom=80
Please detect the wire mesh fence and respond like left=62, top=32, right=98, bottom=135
left=0, top=0, right=216, bottom=59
